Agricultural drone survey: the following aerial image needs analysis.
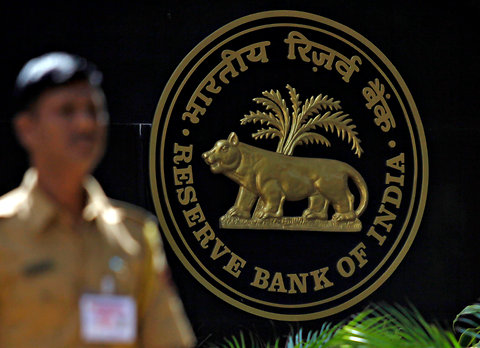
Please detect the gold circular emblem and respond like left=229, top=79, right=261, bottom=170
left=149, top=10, right=428, bottom=320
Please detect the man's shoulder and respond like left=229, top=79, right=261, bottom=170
left=108, top=200, right=162, bottom=253
left=0, top=187, right=26, bottom=218
left=109, top=199, right=158, bottom=226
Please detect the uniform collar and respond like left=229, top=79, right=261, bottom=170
left=19, top=168, right=118, bottom=234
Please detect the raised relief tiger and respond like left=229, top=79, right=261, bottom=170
left=202, top=132, right=368, bottom=221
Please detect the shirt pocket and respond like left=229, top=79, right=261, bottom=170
left=11, top=258, right=75, bottom=322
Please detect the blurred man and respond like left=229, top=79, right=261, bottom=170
left=0, top=52, right=195, bottom=347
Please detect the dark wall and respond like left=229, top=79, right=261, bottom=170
left=1, top=1, right=479, bottom=344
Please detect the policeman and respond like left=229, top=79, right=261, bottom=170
left=0, top=52, right=196, bottom=347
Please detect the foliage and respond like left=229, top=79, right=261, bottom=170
left=206, top=303, right=472, bottom=348
left=285, top=323, right=340, bottom=348
left=207, top=331, right=280, bottom=348
left=453, top=303, right=480, bottom=347
left=327, top=304, right=460, bottom=348
left=240, top=85, right=363, bottom=157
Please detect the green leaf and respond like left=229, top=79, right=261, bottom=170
left=458, top=328, right=480, bottom=347
left=454, top=304, right=480, bottom=347
left=327, top=304, right=460, bottom=348
left=285, top=322, right=340, bottom=348
left=454, top=305, right=480, bottom=330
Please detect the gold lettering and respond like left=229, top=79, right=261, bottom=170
left=337, top=256, right=355, bottom=278
left=182, top=101, right=205, bottom=124
left=349, top=242, right=368, bottom=268
left=309, top=267, right=334, bottom=291
left=363, top=78, right=385, bottom=109
left=204, top=74, right=222, bottom=94
left=195, top=90, right=212, bottom=106
left=250, top=266, right=335, bottom=293
left=373, top=204, right=396, bottom=232
left=284, top=31, right=312, bottom=62
left=183, top=203, right=205, bottom=228
left=362, top=78, right=396, bottom=132
left=223, top=253, right=246, bottom=278
left=250, top=266, right=270, bottom=289
left=210, top=238, right=231, bottom=260
left=373, top=102, right=395, bottom=132
left=173, top=143, right=193, bottom=164
left=218, top=49, right=248, bottom=84
left=337, top=243, right=368, bottom=277
left=245, top=41, right=270, bottom=63
left=285, top=31, right=360, bottom=82
left=312, top=50, right=335, bottom=70
left=366, top=160, right=404, bottom=246
left=386, top=172, right=405, bottom=186
left=367, top=226, right=386, bottom=246
left=382, top=186, right=402, bottom=208
left=176, top=187, right=197, bottom=205
left=193, top=222, right=215, bottom=249
left=335, top=55, right=362, bottom=82
left=386, top=153, right=405, bottom=173
left=173, top=166, right=194, bottom=186
left=287, top=273, right=309, bottom=294
left=268, top=272, right=287, bottom=293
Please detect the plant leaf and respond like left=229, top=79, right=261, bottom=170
left=299, top=94, right=342, bottom=126
left=253, top=97, right=285, bottom=128
left=454, top=304, right=480, bottom=329
left=295, top=132, right=331, bottom=148
left=286, top=322, right=340, bottom=348
left=453, top=303, right=480, bottom=347
left=286, top=84, right=301, bottom=117
left=261, top=89, right=290, bottom=125
left=287, top=84, right=301, bottom=105
left=295, top=111, right=363, bottom=158
left=252, top=88, right=291, bottom=144
left=240, top=110, right=282, bottom=130
left=252, top=127, right=282, bottom=140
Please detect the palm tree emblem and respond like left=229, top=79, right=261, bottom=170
left=241, top=84, right=363, bottom=157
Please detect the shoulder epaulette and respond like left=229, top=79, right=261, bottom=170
left=0, top=188, right=26, bottom=218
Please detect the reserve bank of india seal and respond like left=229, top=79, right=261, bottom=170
left=149, top=10, right=428, bottom=320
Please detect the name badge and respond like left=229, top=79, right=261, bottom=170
left=80, top=294, right=137, bottom=344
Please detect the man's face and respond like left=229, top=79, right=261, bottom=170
left=17, top=80, right=108, bottom=173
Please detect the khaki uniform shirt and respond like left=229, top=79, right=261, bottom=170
left=0, top=169, right=195, bottom=348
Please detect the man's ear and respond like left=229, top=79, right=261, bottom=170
left=13, top=112, right=35, bottom=150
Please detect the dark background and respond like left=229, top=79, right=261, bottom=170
left=1, top=1, right=478, bottom=345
